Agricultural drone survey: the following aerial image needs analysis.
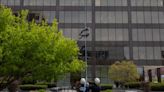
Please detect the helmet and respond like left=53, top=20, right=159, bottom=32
left=80, top=78, right=86, bottom=84
left=94, top=78, right=100, bottom=84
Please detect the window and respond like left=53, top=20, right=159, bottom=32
left=146, top=47, right=154, bottom=59
left=61, top=28, right=92, bottom=41
left=1, top=0, right=20, bottom=5
left=132, top=29, right=162, bottom=41
left=24, top=0, right=56, bottom=6
left=96, top=29, right=129, bottom=41
left=60, top=0, right=91, bottom=6
left=131, top=0, right=163, bottom=6
left=43, top=11, right=56, bottom=23
left=96, top=11, right=128, bottom=23
left=27, top=13, right=40, bottom=22
left=124, top=47, right=130, bottom=59
left=95, top=0, right=127, bottom=6
left=59, top=11, right=92, bottom=23
left=133, top=47, right=139, bottom=59
left=132, top=12, right=164, bottom=23
left=145, top=29, right=153, bottom=41
left=139, top=47, right=146, bottom=59
left=160, top=29, right=164, bottom=41
left=96, top=51, right=109, bottom=60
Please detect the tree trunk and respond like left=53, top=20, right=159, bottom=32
left=8, top=80, right=20, bottom=92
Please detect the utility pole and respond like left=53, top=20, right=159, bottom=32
left=79, top=27, right=89, bottom=92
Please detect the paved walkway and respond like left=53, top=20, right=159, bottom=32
left=112, top=89, right=143, bottom=92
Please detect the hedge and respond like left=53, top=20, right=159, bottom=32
left=124, top=82, right=141, bottom=89
left=150, top=83, right=164, bottom=91
left=19, top=84, right=47, bottom=90
left=100, top=84, right=113, bottom=90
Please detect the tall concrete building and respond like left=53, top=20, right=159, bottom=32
left=1, top=0, right=164, bottom=85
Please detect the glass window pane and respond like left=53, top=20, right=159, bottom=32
left=36, top=0, right=44, bottom=6
left=145, top=29, right=153, bottom=41
left=62, top=29, right=72, bottom=38
left=131, top=0, right=136, bottom=6
left=139, top=47, right=146, bottom=59
left=1, top=0, right=7, bottom=5
left=7, top=0, right=15, bottom=5
left=95, top=0, right=101, bottom=6
left=109, top=29, right=116, bottom=41
left=138, top=29, right=145, bottom=41
left=137, top=12, right=144, bottom=23
left=144, top=0, right=151, bottom=6
left=72, top=29, right=79, bottom=40
left=144, top=12, right=152, bottom=23
left=116, top=29, right=123, bottom=41
left=96, top=29, right=101, bottom=41
left=132, top=29, right=138, bottom=41
left=123, top=29, right=129, bottom=41
left=15, top=0, right=20, bottom=5
left=108, top=0, right=115, bottom=6
left=154, top=47, right=161, bottom=59
left=146, top=47, right=154, bottom=59
left=153, top=29, right=160, bottom=41
left=151, top=0, right=158, bottom=6
left=160, top=29, right=164, bottom=41
left=101, top=29, right=108, bottom=41
left=158, top=0, right=163, bottom=6
left=152, top=12, right=159, bottom=23
left=108, top=12, right=116, bottom=23
left=159, top=12, right=164, bottom=23
left=124, top=47, right=130, bottom=59
left=133, top=47, right=139, bottom=59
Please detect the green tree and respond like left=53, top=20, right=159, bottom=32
left=0, top=6, right=85, bottom=91
left=109, top=61, right=139, bottom=85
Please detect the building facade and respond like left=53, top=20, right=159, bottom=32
left=1, top=0, right=164, bottom=85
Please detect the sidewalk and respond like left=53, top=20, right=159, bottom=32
left=112, top=88, right=143, bottom=92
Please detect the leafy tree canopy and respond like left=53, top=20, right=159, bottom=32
left=0, top=5, right=85, bottom=88
left=109, top=60, right=139, bottom=83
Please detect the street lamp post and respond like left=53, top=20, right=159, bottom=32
left=79, top=27, right=89, bottom=92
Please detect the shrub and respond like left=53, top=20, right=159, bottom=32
left=101, top=89, right=112, bottom=92
left=150, top=83, right=164, bottom=91
left=124, top=82, right=141, bottom=89
left=35, top=82, right=56, bottom=88
left=47, top=83, right=56, bottom=88
left=100, top=84, right=113, bottom=90
left=38, top=89, right=46, bottom=92
left=19, top=84, right=47, bottom=91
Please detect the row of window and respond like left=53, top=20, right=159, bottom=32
left=131, top=0, right=163, bottom=6
left=96, top=11, right=128, bottom=23
left=31, top=11, right=164, bottom=24
left=59, top=11, right=164, bottom=23
left=132, top=12, right=164, bottom=23
left=12, top=11, right=164, bottom=24
left=84, top=47, right=164, bottom=60
left=133, top=47, right=164, bottom=60
left=61, top=28, right=164, bottom=41
left=61, top=28, right=92, bottom=41
left=59, top=11, right=92, bottom=23
left=0, top=0, right=163, bottom=6
left=132, top=29, right=164, bottom=41
left=96, top=29, right=129, bottom=41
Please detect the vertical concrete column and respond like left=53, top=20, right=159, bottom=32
left=91, top=0, right=96, bottom=81
left=157, top=68, right=161, bottom=83
left=127, top=0, right=133, bottom=60
left=148, top=69, right=152, bottom=82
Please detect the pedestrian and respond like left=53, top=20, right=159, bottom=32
left=79, top=78, right=86, bottom=92
left=90, top=78, right=101, bottom=92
